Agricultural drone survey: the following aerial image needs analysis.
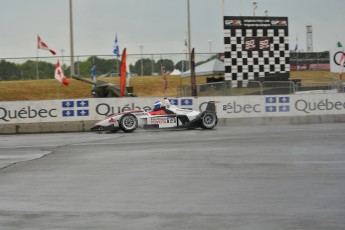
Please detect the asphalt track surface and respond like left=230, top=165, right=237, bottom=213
left=1, top=124, right=345, bottom=230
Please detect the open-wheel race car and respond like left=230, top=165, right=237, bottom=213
left=91, top=98, right=218, bottom=133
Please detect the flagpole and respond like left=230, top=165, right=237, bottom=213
left=191, top=48, right=196, bottom=96
left=115, top=33, right=119, bottom=75
left=187, top=0, right=192, bottom=70
left=36, top=35, right=39, bottom=80
left=92, top=56, right=97, bottom=96
left=337, top=41, right=344, bottom=81
left=56, top=79, right=60, bottom=99
left=55, top=59, right=58, bottom=99
left=69, top=0, right=75, bottom=76
left=36, top=50, right=39, bottom=80
left=340, top=60, right=343, bottom=81
left=340, top=53, right=344, bottom=81
left=161, top=55, right=167, bottom=96
left=115, top=57, right=118, bottom=75
left=160, top=55, right=163, bottom=96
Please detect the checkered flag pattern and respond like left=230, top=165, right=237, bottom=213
left=224, top=17, right=290, bottom=88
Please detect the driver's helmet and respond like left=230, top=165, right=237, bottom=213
left=153, top=101, right=162, bottom=111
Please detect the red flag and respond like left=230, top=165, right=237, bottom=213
left=54, top=61, right=69, bottom=86
left=120, top=48, right=127, bottom=97
left=37, top=35, right=56, bottom=55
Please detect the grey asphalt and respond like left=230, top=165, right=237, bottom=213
left=1, top=124, right=345, bottom=230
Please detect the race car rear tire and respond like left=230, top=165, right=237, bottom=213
left=200, top=111, right=217, bottom=129
left=119, top=114, right=138, bottom=132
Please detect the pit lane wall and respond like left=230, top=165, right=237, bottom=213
left=1, top=93, right=345, bottom=134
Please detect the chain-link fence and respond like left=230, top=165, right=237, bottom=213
left=295, top=78, right=342, bottom=92
left=3, top=51, right=344, bottom=99
left=0, top=53, right=215, bottom=81
left=244, top=81, right=296, bottom=95
left=177, top=78, right=343, bottom=97
left=178, top=81, right=232, bottom=97
left=1, top=51, right=334, bottom=81
left=290, top=52, right=330, bottom=71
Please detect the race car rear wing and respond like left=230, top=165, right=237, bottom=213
left=205, top=101, right=216, bottom=113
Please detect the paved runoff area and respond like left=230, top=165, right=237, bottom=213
left=1, top=124, right=345, bottom=230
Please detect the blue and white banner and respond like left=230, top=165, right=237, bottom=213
left=1, top=94, right=345, bottom=124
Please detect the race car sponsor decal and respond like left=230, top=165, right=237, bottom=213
left=148, top=116, right=177, bottom=125
left=108, top=118, right=117, bottom=124
left=167, top=117, right=177, bottom=123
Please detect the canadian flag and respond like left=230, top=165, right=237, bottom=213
left=55, top=61, right=69, bottom=86
left=37, top=35, right=56, bottom=55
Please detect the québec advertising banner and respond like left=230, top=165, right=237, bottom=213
left=1, top=94, right=345, bottom=124
left=330, top=48, right=345, bottom=73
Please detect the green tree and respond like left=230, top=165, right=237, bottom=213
left=15, top=60, right=55, bottom=80
left=74, top=60, right=92, bottom=77
left=18, top=60, right=37, bottom=79
left=66, top=56, right=121, bottom=77
left=0, top=59, right=19, bottom=81
left=155, top=59, right=174, bottom=73
left=38, top=61, right=55, bottom=79
left=175, top=60, right=189, bottom=72
left=87, top=56, right=120, bottom=76
left=131, top=58, right=156, bottom=76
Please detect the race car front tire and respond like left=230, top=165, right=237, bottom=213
left=119, top=114, right=138, bottom=132
left=200, top=111, right=217, bottom=129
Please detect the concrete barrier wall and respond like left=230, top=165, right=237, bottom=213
left=1, top=94, right=345, bottom=134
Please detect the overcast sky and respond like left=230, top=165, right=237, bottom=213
left=1, top=0, right=344, bottom=61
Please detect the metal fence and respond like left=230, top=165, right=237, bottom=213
left=1, top=51, right=334, bottom=81
left=177, top=78, right=344, bottom=97
left=0, top=53, right=214, bottom=81
left=294, top=78, right=342, bottom=92
left=178, top=81, right=232, bottom=97
left=290, top=52, right=330, bottom=71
